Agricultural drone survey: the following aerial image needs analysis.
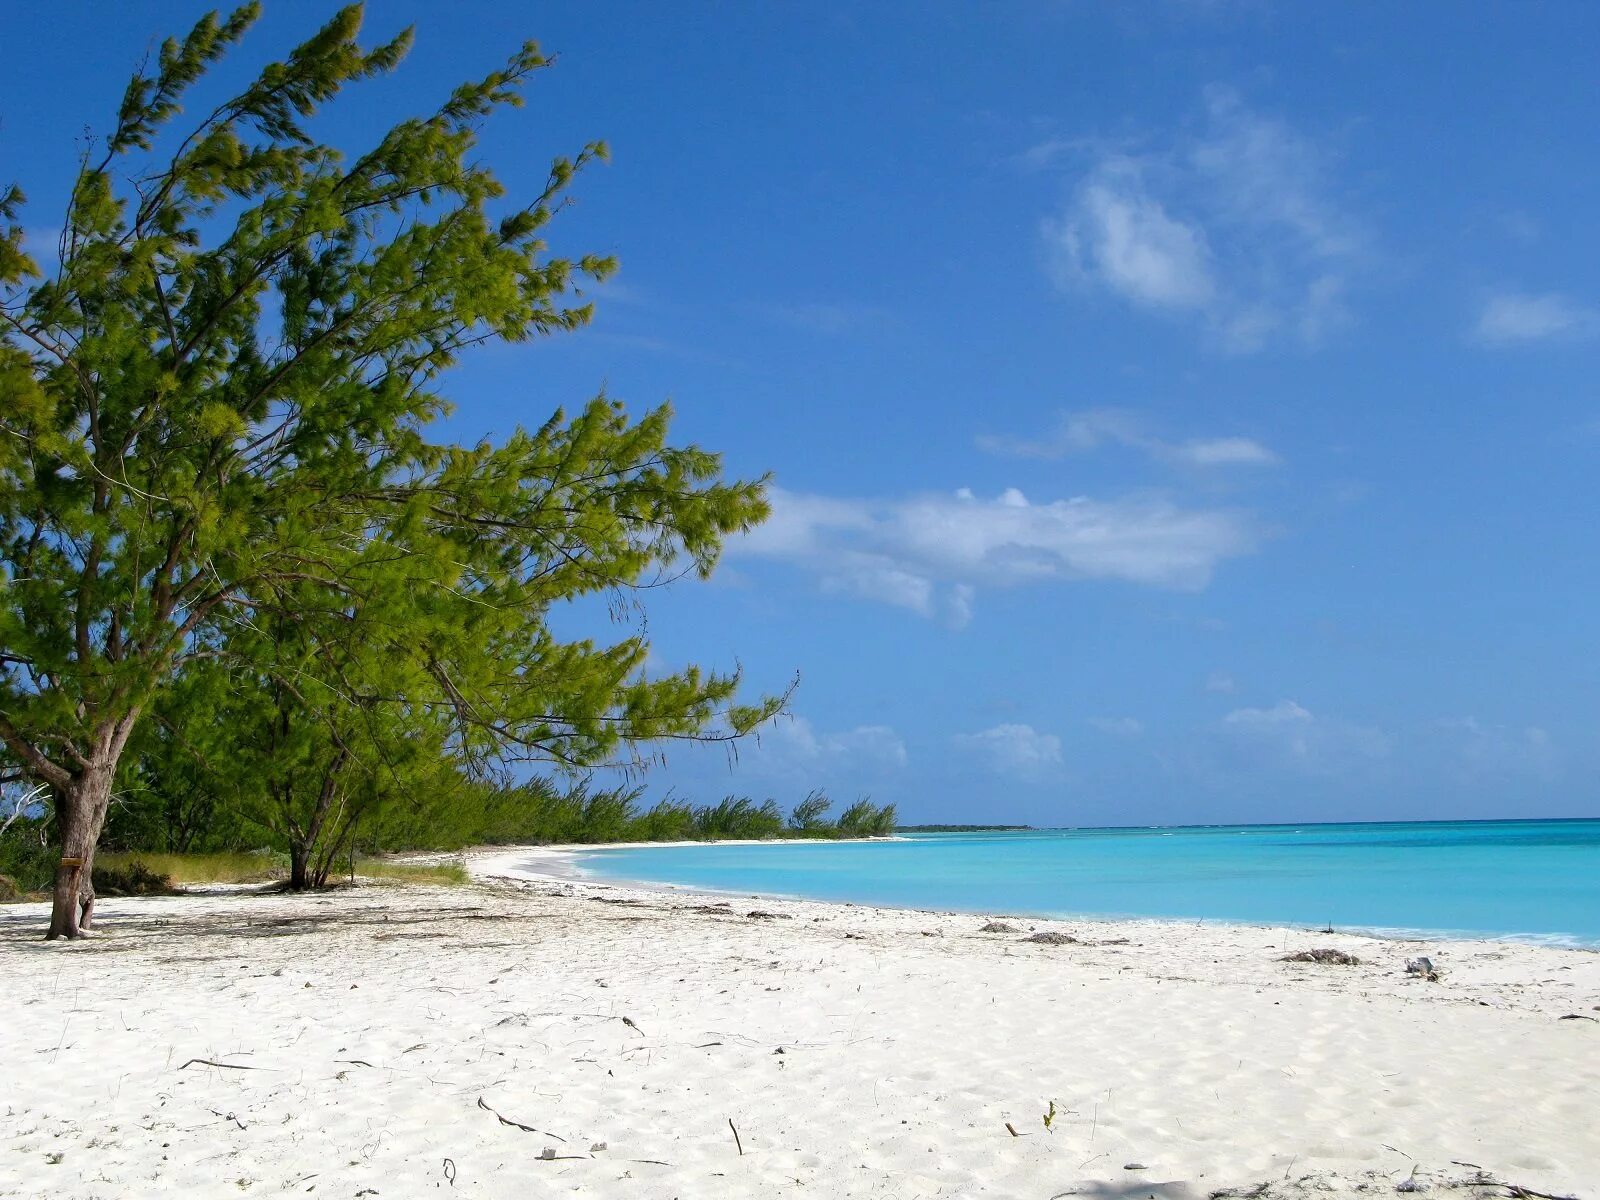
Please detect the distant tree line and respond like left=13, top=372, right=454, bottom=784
left=0, top=780, right=897, bottom=894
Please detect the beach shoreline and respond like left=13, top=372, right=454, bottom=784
left=2, top=860, right=1596, bottom=1199
left=465, top=840, right=1600, bottom=954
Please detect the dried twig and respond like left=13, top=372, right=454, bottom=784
left=728, top=1118, right=743, bottom=1156
left=477, top=1097, right=565, bottom=1141
left=177, top=1058, right=273, bottom=1072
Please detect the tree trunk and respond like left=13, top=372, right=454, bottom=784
left=44, top=714, right=139, bottom=940
left=47, top=767, right=113, bottom=941
left=289, top=840, right=312, bottom=890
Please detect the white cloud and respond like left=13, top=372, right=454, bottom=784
left=1089, top=716, right=1144, bottom=737
left=1172, top=436, right=1279, bottom=466
left=737, top=485, right=1261, bottom=623
left=1224, top=699, right=1313, bottom=728
left=977, top=408, right=1143, bottom=459
left=1427, top=718, right=1558, bottom=782
left=749, top=716, right=908, bottom=776
left=979, top=408, right=1278, bottom=468
left=1041, top=88, right=1365, bottom=352
left=1046, top=160, right=1217, bottom=309
left=1475, top=292, right=1600, bottom=345
left=1220, top=699, right=1390, bottom=770
left=953, top=723, right=1063, bottom=779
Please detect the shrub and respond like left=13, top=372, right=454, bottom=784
left=0, top=820, right=56, bottom=892
left=837, top=798, right=897, bottom=837
left=788, top=790, right=833, bottom=832
left=694, top=796, right=784, bottom=839
left=91, top=860, right=173, bottom=896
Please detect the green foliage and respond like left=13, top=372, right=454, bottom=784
left=98, top=849, right=283, bottom=885
left=838, top=798, right=898, bottom=837
left=0, top=816, right=55, bottom=892
left=0, top=4, right=786, bottom=917
left=90, top=858, right=173, bottom=896
left=788, top=789, right=833, bottom=832
left=693, top=796, right=784, bottom=840
left=101, top=768, right=898, bottom=854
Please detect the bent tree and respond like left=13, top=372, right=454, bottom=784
left=0, top=5, right=779, bottom=937
left=147, top=399, right=782, bottom=890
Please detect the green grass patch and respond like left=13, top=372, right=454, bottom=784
left=352, top=858, right=468, bottom=886
left=93, top=850, right=466, bottom=889
left=97, top=850, right=285, bottom=885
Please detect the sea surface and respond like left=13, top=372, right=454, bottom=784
left=571, top=819, right=1600, bottom=948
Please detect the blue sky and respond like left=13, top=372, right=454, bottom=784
left=5, top=2, right=1598, bottom=825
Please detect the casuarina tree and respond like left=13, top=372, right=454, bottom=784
left=0, top=5, right=781, bottom=937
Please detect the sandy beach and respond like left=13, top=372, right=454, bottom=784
left=2, top=848, right=1597, bottom=1199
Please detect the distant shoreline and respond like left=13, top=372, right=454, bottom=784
left=464, top=841, right=1598, bottom=953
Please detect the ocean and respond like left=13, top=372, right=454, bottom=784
left=570, top=819, right=1600, bottom=948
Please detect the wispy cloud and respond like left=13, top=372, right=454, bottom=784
left=978, top=408, right=1279, bottom=467
left=1175, top=436, right=1278, bottom=466
left=1040, top=87, right=1365, bottom=352
left=1089, top=716, right=1144, bottom=737
left=1474, top=292, right=1600, bottom=346
left=953, top=723, right=1063, bottom=779
left=736, top=484, right=1261, bottom=626
left=764, top=301, right=892, bottom=336
left=1046, top=160, right=1218, bottom=310
left=1426, top=718, right=1557, bottom=783
left=741, top=715, right=908, bottom=778
left=1219, top=699, right=1390, bottom=770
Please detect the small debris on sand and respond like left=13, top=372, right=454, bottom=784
left=1281, top=948, right=1361, bottom=966
left=1022, top=931, right=1080, bottom=946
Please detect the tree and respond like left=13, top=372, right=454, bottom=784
left=837, top=798, right=897, bottom=837
left=788, top=789, right=832, bottom=832
left=0, top=4, right=781, bottom=937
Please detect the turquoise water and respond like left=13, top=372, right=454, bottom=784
left=572, top=820, right=1600, bottom=948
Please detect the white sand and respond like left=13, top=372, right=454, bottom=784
left=2, top=847, right=1597, bottom=1199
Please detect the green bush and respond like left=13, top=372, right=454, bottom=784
left=633, top=798, right=696, bottom=841
left=91, top=859, right=173, bottom=896
left=0, top=820, right=56, bottom=893
left=837, top=798, right=898, bottom=837
left=694, top=796, right=785, bottom=839
left=788, top=789, right=833, bottom=832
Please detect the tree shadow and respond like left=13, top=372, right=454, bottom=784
left=1052, top=1181, right=1208, bottom=1200
left=0, top=891, right=510, bottom=949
